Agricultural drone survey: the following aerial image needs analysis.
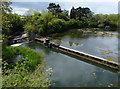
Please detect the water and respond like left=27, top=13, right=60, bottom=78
left=21, top=29, right=118, bottom=87
left=14, top=55, right=23, bottom=63
left=51, top=30, right=118, bottom=62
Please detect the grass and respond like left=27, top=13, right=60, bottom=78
left=2, top=46, right=52, bottom=87
left=3, top=46, right=44, bottom=71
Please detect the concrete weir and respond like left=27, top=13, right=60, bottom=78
left=35, top=38, right=119, bottom=71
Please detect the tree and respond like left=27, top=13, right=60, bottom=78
left=47, top=3, right=62, bottom=16
left=24, top=23, right=35, bottom=33
left=70, top=6, right=93, bottom=20
left=107, top=14, right=118, bottom=27
left=1, top=0, right=12, bottom=14
left=58, top=9, right=69, bottom=21
left=41, top=11, right=54, bottom=35
left=48, top=18, right=66, bottom=33
left=1, top=0, right=13, bottom=48
left=2, top=13, right=24, bottom=36
left=2, top=0, right=13, bottom=36
left=93, top=14, right=118, bottom=28
left=70, top=7, right=76, bottom=19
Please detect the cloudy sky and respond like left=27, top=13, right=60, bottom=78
left=11, top=0, right=119, bottom=15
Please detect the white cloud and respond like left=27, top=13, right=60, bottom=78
left=11, top=6, right=29, bottom=15
left=11, top=6, right=42, bottom=15
left=11, top=0, right=119, bottom=2
left=11, top=1, right=118, bottom=14
left=96, top=7, right=117, bottom=14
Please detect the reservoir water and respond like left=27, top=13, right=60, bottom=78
left=21, top=29, right=118, bottom=87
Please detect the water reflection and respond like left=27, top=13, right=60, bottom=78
left=21, top=29, right=118, bottom=87
left=22, top=42, right=51, bottom=55
left=21, top=42, right=118, bottom=87
left=51, top=30, right=118, bottom=63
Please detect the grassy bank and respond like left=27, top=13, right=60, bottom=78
left=2, top=46, right=52, bottom=87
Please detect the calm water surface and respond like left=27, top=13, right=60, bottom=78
left=21, top=29, right=118, bottom=87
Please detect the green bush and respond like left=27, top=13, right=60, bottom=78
left=98, top=23, right=104, bottom=28
left=3, top=46, right=43, bottom=71
left=48, top=18, right=66, bottom=33
left=3, top=60, right=52, bottom=87
left=2, top=46, right=52, bottom=87
left=66, top=19, right=82, bottom=29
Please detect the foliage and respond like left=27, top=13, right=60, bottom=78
left=2, top=0, right=24, bottom=44
left=48, top=18, right=66, bottom=33
left=1, top=1, right=118, bottom=87
left=2, top=13, right=24, bottom=36
left=24, top=23, right=35, bottom=33
left=41, top=11, right=54, bottom=33
left=2, top=1, right=118, bottom=43
left=0, top=59, right=2, bottom=89
left=2, top=46, right=52, bottom=87
left=66, top=19, right=82, bottom=29
left=47, top=3, right=62, bottom=16
left=23, top=9, right=118, bottom=36
left=93, top=14, right=118, bottom=28
left=2, top=35, right=9, bottom=52
left=70, top=6, right=93, bottom=20
left=58, top=10, right=69, bottom=21
left=2, top=14, right=12, bottom=36
left=1, top=0, right=12, bottom=14
left=3, top=46, right=43, bottom=70
left=118, top=71, right=120, bottom=75
left=1, top=0, right=12, bottom=42
left=3, top=59, right=52, bottom=87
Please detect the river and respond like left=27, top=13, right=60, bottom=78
left=21, top=29, right=118, bottom=87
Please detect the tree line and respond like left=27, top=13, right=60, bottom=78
left=2, top=1, right=118, bottom=39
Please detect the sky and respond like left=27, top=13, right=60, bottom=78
left=10, top=0, right=119, bottom=15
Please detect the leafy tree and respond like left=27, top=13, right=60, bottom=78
left=40, top=11, right=54, bottom=35
left=2, top=14, right=12, bottom=36
left=93, top=14, right=118, bottom=28
left=66, top=19, right=82, bottom=29
left=24, top=23, right=35, bottom=33
left=70, top=6, right=93, bottom=20
left=70, top=7, right=76, bottom=19
left=107, top=14, right=118, bottom=27
left=3, top=13, right=24, bottom=36
left=2, top=0, right=12, bottom=36
left=48, top=18, right=66, bottom=33
left=58, top=10, right=69, bottom=21
left=24, top=11, right=55, bottom=36
left=2, top=0, right=13, bottom=48
left=47, top=3, right=62, bottom=16
left=1, top=0, right=12, bottom=14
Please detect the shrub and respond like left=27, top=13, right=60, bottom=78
left=3, top=46, right=43, bottom=71
left=66, top=19, right=82, bottom=29
left=2, top=46, right=52, bottom=87
left=48, top=18, right=66, bottom=33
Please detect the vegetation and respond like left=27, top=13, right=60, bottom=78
left=1, top=1, right=52, bottom=87
left=3, top=46, right=43, bottom=70
left=1, top=0, right=118, bottom=87
left=2, top=0, right=24, bottom=48
left=23, top=3, right=118, bottom=37
left=3, top=13, right=24, bottom=36
left=2, top=1, right=118, bottom=39
left=2, top=46, right=52, bottom=87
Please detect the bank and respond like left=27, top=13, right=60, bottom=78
left=2, top=46, right=52, bottom=87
